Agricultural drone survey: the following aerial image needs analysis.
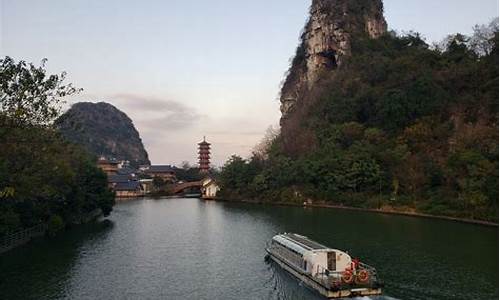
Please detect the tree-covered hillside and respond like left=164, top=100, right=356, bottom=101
left=219, top=22, right=499, bottom=222
left=55, top=102, right=150, bottom=167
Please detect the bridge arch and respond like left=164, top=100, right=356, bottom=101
left=170, top=181, right=202, bottom=194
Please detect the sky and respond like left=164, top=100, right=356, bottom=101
left=1, top=0, right=498, bottom=166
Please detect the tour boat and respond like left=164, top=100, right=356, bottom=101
left=265, top=233, right=383, bottom=298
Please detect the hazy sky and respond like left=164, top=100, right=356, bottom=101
left=1, top=0, right=498, bottom=166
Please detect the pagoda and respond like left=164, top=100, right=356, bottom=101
left=198, top=136, right=211, bottom=174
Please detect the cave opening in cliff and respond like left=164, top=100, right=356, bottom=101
left=318, top=49, right=338, bottom=69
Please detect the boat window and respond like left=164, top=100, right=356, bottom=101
left=327, top=251, right=336, bottom=271
left=271, top=242, right=304, bottom=269
left=273, top=240, right=303, bottom=257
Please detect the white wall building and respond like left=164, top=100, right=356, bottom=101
left=201, top=178, right=219, bottom=199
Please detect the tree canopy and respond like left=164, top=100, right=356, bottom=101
left=0, top=56, right=114, bottom=236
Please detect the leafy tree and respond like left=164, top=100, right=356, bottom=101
left=174, top=162, right=204, bottom=182
left=0, top=56, right=80, bottom=126
left=0, top=56, right=114, bottom=236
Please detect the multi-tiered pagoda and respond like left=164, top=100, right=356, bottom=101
left=198, top=136, right=211, bottom=174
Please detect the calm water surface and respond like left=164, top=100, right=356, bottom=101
left=0, top=197, right=498, bottom=299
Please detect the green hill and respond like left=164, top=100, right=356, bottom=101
left=219, top=1, right=498, bottom=222
left=55, top=102, right=150, bottom=167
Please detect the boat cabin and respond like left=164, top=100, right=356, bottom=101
left=271, top=233, right=352, bottom=276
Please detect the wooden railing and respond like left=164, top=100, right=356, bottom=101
left=0, top=224, right=47, bottom=254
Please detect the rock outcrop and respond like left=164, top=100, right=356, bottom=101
left=55, top=102, right=150, bottom=167
left=280, top=0, right=387, bottom=118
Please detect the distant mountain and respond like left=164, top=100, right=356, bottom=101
left=55, top=102, right=150, bottom=167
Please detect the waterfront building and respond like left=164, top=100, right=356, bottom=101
left=97, top=156, right=119, bottom=175
left=107, top=174, right=130, bottom=189
left=114, top=181, right=143, bottom=197
left=198, top=137, right=211, bottom=174
left=139, top=179, right=154, bottom=194
left=144, top=165, right=177, bottom=183
left=116, top=167, right=136, bottom=177
left=201, top=178, right=219, bottom=199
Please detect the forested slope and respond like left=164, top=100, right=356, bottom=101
left=219, top=20, right=499, bottom=222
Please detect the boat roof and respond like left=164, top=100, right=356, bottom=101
left=274, top=233, right=332, bottom=252
left=283, top=233, right=331, bottom=250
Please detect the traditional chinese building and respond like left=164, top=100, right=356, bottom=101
left=201, top=178, right=219, bottom=199
left=198, top=137, right=211, bottom=174
left=144, top=165, right=177, bottom=183
left=114, top=181, right=143, bottom=198
left=97, top=156, right=119, bottom=176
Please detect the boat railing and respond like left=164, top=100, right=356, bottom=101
left=314, top=264, right=343, bottom=288
left=358, top=261, right=377, bottom=272
left=316, top=264, right=343, bottom=277
left=359, top=262, right=380, bottom=283
left=314, top=261, right=379, bottom=288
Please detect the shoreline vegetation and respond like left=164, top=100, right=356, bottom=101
left=212, top=197, right=499, bottom=227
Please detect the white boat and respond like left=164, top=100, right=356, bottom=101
left=265, top=233, right=383, bottom=298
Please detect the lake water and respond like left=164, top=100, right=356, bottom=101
left=0, top=197, right=498, bottom=299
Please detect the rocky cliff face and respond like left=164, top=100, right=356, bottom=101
left=280, top=0, right=387, bottom=117
left=55, top=102, right=150, bottom=167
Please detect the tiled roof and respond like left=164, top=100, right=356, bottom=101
left=116, top=167, right=136, bottom=175
left=202, top=178, right=218, bottom=187
left=107, top=175, right=130, bottom=183
left=114, top=181, right=142, bottom=191
left=97, top=156, right=119, bottom=164
left=146, top=165, right=174, bottom=173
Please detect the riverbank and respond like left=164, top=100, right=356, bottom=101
left=0, top=208, right=104, bottom=255
left=212, top=198, right=499, bottom=227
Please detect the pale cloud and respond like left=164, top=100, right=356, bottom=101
left=111, top=93, right=192, bottom=113
left=109, top=93, right=205, bottom=131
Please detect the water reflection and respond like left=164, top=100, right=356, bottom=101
left=0, top=218, right=114, bottom=299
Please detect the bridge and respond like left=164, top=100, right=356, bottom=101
left=170, top=181, right=202, bottom=194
